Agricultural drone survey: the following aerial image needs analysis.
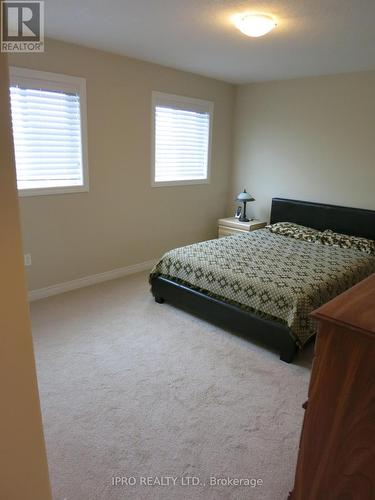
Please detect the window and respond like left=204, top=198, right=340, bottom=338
left=151, top=91, right=213, bottom=186
left=9, top=67, right=88, bottom=196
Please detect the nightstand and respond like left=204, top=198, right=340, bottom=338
left=217, top=217, right=267, bottom=238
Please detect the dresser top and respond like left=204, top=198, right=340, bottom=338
left=311, top=273, right=375, bottom=336
left=218, top=217, right=266, bottom=230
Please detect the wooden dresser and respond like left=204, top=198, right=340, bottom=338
left=217, top=217, right=266, bottom=238
left=290, top=273, right=375, bottom=500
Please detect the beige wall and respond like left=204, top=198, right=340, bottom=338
left=231, top=71, right=375, bottom=222
left=0, top=55, right=51, bottom=500
left=9, top=39, right=235, bottom=290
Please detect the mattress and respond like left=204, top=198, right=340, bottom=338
left=150, top=229, right=375, bottom=346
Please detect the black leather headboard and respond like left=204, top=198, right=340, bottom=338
left=270, top=198, right=375, bottom=240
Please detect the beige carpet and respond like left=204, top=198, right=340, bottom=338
left=30, top=271, right=313, bottom=500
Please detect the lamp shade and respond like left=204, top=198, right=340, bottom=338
left=236, top=189, right=255, bottom=202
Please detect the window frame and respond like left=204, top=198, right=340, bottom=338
left=9, top=66, right=89, bottom=197
left=151, top=91, right=214, bottom=187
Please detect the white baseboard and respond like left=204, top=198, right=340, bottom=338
left=28, top=259, right=158, bottom=302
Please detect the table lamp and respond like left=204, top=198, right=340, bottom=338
left=236, top=189, right=255, bottom=222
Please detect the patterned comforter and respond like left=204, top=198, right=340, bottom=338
left=150, top=229, right=375, bottom=346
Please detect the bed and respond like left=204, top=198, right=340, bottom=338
left=150, top=198, right=375, bottom=362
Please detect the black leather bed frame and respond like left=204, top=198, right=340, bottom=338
left=150, top=198, right=375, bottom=362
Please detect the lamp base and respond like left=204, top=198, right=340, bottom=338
left=239, top=216, right=249, bottom=222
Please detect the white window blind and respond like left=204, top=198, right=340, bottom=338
left=9, top=67, right=88, bottom=196
left=152, top=92, right=213, bottom=186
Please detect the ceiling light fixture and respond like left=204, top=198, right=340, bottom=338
left=233, top=13, right=277, bottom=38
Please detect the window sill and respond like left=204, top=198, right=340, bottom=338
left=18, top=185, right=89, bottom=197
left=151, top=179, right=210, bottom=187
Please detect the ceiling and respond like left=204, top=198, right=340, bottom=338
left=45, top=0, right=375, bottom=84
